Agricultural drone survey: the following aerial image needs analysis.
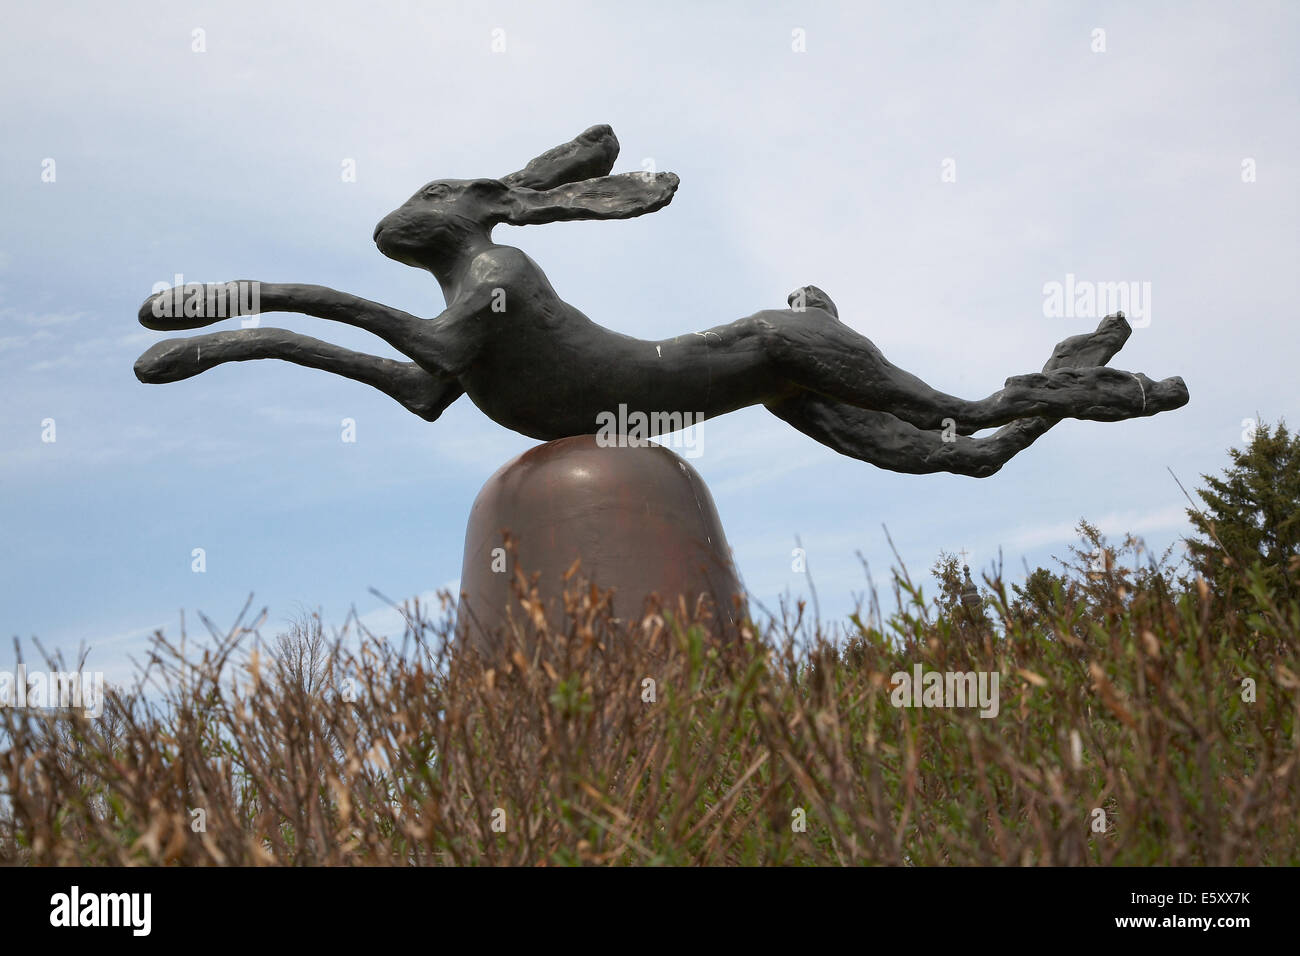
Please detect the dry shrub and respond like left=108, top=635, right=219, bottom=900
left=1, top=556, right=1297, bottom=865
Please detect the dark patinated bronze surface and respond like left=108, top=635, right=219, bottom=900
left=456, top=435, right=744, bottom=652
left=134, top=123, right=1188, bottom=479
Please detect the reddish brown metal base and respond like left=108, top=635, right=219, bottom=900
left=456, top=435, right=745, bottom=652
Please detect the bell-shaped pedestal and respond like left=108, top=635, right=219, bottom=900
left=457, top=435, right=744, bottom=651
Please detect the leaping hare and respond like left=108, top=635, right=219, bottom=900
left=134, top=124, right=1188, bottom=476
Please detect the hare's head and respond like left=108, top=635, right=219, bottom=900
left=373, top=125, right=679, bottom=270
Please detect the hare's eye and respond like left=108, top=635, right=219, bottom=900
left=423, top=184, right=449, bottom=200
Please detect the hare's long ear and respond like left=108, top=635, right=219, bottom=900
left=502, top=172, right=679, bottom=225
left=500, top=124, right=620, bottom=190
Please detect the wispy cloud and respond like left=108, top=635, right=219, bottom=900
left=1005, top=504, right=1191, bottom=553
left=1, top=308, right=86, bottom=328
left=354, top=587, right=457, bottom=639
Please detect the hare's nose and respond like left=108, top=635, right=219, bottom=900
left=373, top=223, right=384, bottom=242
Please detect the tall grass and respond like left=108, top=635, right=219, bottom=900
left=1, top=548, right=1297, bottom=865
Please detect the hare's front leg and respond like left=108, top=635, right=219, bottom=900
left=134, top=328, right=463, bottom=422
left=138, top=281, right=486, bottom=378
left=138, top=281, right=436, bottom=360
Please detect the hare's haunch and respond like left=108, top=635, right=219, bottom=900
left=134, top=124, right=1188, bottom=477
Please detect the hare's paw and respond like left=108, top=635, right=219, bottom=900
left=134, top=338, right=208, bottom=383
left=1137, top=374, right=1190, bottom=416
left=1044, top=313, right=1133, bottom=371
left=138, top=291, right=174, bottom=329
left=137, top=282, right=255, bottom=331
left=787, top=285, right=839, bottom=319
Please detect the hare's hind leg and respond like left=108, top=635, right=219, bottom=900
left=753, top=290, right=984, bottom=429
left=765, top=305, right=1145, bottom=475
left=763, top=292, right=1186, bottom=430
left=766, top=396, right=1050, bottom=476
left=134, top=328, right=462, bottom=422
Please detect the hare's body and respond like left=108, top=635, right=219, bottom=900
left=442, top=245, right=785, bottom=440
left=135, top=124, right=1188, bottom=476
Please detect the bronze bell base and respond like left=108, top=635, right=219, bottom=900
left=456, top=435, right=745, bottom=652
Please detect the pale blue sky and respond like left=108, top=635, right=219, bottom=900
left=2, top=1, right=1297, bottom=683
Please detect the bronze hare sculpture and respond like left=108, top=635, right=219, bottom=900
left=135, top=124, right=1187, bottom=476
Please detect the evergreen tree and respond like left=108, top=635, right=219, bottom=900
left=1185, top=420, right=1300, bottom=605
